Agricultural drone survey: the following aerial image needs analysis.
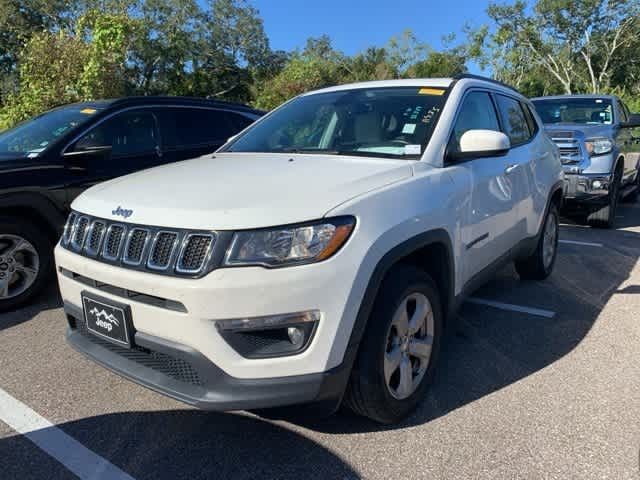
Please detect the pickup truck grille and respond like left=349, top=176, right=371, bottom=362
left=550, top=132, right=583, bottom=165
left=61, top=213, right=216, bottom=277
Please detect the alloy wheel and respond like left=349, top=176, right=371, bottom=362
left=0, top=234, right=40, bottom=300
left=384, top=292, right=434, bottom=400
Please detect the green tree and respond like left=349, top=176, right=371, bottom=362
left=478, top=0, right=640, bottom=95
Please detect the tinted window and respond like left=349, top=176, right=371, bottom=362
left=617, top=100, right=628, bottom=123
left=450, top=91, right=500, bottom=152
left=495, top=95, right=531, bottom=145
left=73, top=111, right=158, bottom=156
left=0, top=104, right=105, bottom=158
left=522, top=103, right=538, bottom=137
left=158, top=108, right=236, bottom=149
left=227, top=112, right=254, bottom=131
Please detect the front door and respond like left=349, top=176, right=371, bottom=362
left=447, top=90, right=520, bottom=283
left=62, top=109, right=161, bottom=204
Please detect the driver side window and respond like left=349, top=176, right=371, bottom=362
left=73, top=111, right=158, bottom=157
left=450, top=91, right=500, bottom=152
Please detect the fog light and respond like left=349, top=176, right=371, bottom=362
left=287, top=326, right=304, bottom=346
left=216, top=310, right=320, bottom=358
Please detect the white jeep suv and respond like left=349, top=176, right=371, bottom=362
left=55, top=75, right=563, bottom=424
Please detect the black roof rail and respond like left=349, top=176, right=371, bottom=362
left=108, top=96, right=264, bottom=114
left=452, top=74, right=521, bottom=94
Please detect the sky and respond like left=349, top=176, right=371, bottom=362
left=249, top=0, right=490, bottom=73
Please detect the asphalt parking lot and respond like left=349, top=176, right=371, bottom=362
left=2, top=204, right=640, bottom=480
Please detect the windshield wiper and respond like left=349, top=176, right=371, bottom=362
left=275, top=147, right=341, bottom=154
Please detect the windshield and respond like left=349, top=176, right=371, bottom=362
left=224, top=87, right=448, bottom=159
left=0, top=105, right=104, bottom=158
left=532, top=98, right=614, bottom=125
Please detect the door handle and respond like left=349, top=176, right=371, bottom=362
left=504, top=164, right=519, bottom=174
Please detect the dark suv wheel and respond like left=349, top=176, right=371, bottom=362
left=0, top=217, right=53, bottom=312
left=344, top=265, right=443, bottom=424
left=588, top=167, right=622, bottom=228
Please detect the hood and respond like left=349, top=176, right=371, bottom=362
left=544, top=123, right=614, bottom=140
left=72, top=152, right=413, bottom=230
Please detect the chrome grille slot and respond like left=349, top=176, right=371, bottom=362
left=71, top=216, right=90, bottom=250
left=62, top=212, right=78, bottom=245
left=102, top=225, right=126, bottom=260
left=551, top=133, right=583, bottom=165
left=148, top=232, right=178, bottom=270
left=177, top=234, right=215, bottom=273
left=84, top=221, right=106, bottom=256
left=61, top=211, right=217, bottom=277
left=123, top=228, right=149, bottom=265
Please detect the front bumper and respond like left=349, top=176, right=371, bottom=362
left=64, top=301, right=354, bottom=412
left=563, top=172, right=612, bottom=204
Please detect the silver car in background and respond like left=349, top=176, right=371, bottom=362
left=532, top=95, right=640, bottom=228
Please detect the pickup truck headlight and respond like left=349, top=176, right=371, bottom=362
left=585, top=138, right=613, bottom=156
left=223, top=217, right=355, bottom=267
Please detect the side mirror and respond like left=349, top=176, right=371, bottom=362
left=448, top=129, right=511, bottom=162
left=622, top=113, right=640, bottom=128
left=62, top=145, right=112, bottom=169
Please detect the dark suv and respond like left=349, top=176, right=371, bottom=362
left=0, top=97, right=262, bottom=311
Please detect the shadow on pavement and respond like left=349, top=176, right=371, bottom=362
left=0, top=409, right=359, bottom=480
left=0, top=281, right=61, bottom=332
left=292, top=206, right=640, bottom=434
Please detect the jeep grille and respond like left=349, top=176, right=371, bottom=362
left=61, top=212, right=216, bottom=277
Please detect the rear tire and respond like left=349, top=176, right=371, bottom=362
left=0, top=217, right=53, bottom=313
left=588, top=168, right=621, bottom=228
left=344, top=265, right=443, bottom=424
left=515, top=203, right=559, bottom=281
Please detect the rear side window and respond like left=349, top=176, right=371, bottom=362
left=227, top=112, right=254, bottom=131
left=158, top=108, right=237, bottom=150
left=450, top=91, right=500, bottom=152
left=495, top=95, right=531, bottom=146
left=522, top=103, right=538, bottom=137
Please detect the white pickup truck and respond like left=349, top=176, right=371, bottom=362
left=55, top=75, right=563, bottom=424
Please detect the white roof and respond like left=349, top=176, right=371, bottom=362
left=303, top=78, right=455, bottom=96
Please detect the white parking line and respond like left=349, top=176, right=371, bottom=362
left=559, top=239, right=604, bottom=248
left=466, top=297, right=556, bottom=318
left=0, top=387, right=135, bottom=480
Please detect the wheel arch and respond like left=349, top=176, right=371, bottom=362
left=346, top=229, right=456, bottom=351
left=0, top=193, right=66, bottom=244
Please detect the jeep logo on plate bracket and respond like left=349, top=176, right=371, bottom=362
left=112, top=206, right=133, bottom=219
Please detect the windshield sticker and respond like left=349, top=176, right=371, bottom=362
left=419, top=88, right=445, bottom=96
left=80, top=108, right=97, bottom=114
left=402, top=123, right=417, bottom=134
left=404, top=144, right=421, bottom=155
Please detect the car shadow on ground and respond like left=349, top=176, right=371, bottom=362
left=0, top=409, right=359, bottom=480
left=0, top=281, right=61, bottom=332
left=292, top=208, right=640, bottom=434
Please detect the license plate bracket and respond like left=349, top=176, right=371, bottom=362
left=82, top=292, right=133, bottom=348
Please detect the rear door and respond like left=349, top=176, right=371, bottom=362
left=447, top=90, right=520, bottom=283
left=618, top=100, right=640, bottom=182
left=156, top=107, right=242, bottom=163
left=63, top=109, right=161, bottom=203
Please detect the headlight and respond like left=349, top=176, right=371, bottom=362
left=223, top=216, right=355, bottom=267
left=585, top=138, right=613, bottom=156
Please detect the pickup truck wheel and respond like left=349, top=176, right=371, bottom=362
left=344, top=265, right=442, bottom=424
left=515, top=203, right=559, bottom=281
left=0, top=218, right=53, bottom=313
left=588, top=168, right=621, bottom=228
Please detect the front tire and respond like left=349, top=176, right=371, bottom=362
left=344, top=265, right=443, bottom=424
left=515, top=203, right=559, bottom=281
left=0, top=217, right=53, bottom=312
left=588, top=168, right=621, bottom=228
